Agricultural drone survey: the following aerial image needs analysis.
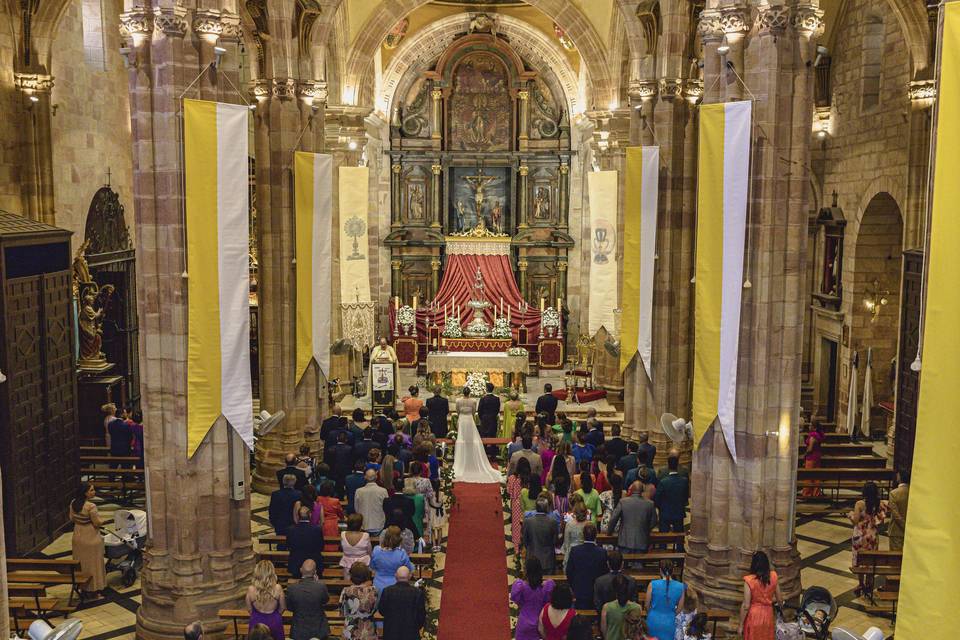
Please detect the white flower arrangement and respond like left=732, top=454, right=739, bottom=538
left=465, top=371, right=489, bottom=398
left=490, top=316, right=512, bottom=339
left=397, top=304, right=416, bottom=328
left=442, top=316, right=463, bottom=338
left=541, top=307, right=561, bottom=328
left=507, top=346, right=528, bottom=357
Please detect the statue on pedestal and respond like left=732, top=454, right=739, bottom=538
left=73, top=241, right=115, bottom=371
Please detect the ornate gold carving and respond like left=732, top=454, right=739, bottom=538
left=559, top=164, right=569, bottom=175
left=153, top=5, right=188, bottom=36
left=391, top=259, right=403, bottom=270
left=14, top=73, right=53, bottom=94
left=431, top=89, right=443, bottom=101
left=557, top=261, right=568, bottom=272
left=448, top=221, right=510, bottom=240
left=392, top=163, right=402, bottom=174
left=431, top=164, right=442, bottom=175
left=518, top=260, right=529, bottom=271
left=430, top=258, right=441, bottom=270
left=518, top=90, right=529, bottom=101
left=683, top=79, right=704, bottom=104
left=519, top=165, right=529, bottom=177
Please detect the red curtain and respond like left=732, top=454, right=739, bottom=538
left=389, top=254, right=543, bottom=340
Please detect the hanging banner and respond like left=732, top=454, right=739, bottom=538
left=339, top=166, right=371, bottom=304
left=845, top=352, right=859, bottom=438
left=588, top=170, right=618, bottom=337
left=620, top=147, right=659, bottom=376
left=691, top=101, right=751, bottom=461
left=295, top=152, right=333, bottom=383
left=860, top=348, right=873, bottom=438
left=898, top=4, right=960, bottom=635
left=184, top=99, right=253, bottom=457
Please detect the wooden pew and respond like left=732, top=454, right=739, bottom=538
left=218, top=608, right=364, bottom=639
left=7, top=558, right=89, bottom=604
left=801, top=432, right=858, bottom=444
left=596, top=531, right=685, bottom=549
left=852, top=550, right=902, bottom=615
left=803, top=456, right=888, bottom=469
left=80, top=455, right=141, bottom=465
left=258, top=534, right=380, bottom=549
left=257, top=550, right=434, bottom=580
left=797, top=443, right=874, bottom=457
left=796, top=468, right=896, bottom=504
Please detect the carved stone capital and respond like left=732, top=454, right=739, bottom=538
left=659, top=78, right=683, bottom=101
left=792, top=5, right=825, bottom=38
left=519, top=165, right=529, bottom=177
left=909, top=79, right=936, bottom=104
left=391, top=259, right=403, bottom=270
left=392, top=163, right=402, bottom=174
left=297, top=80, right=327, bottom=104
left=251, top=78, right=299, bottom=100
left=719, top=6, right=751, bottom=36
left=119, top=7, right=152, bottom=40
left=698, top=9, right=724, bottom=44
left=557, top=261, right=568, bottom=272
left=14, top=73, right=54, bottom=94
left=517, top=90, right=529, bottom=101
left=559, top=164, right=569, bottom=175
left=430, top=89, right=442, bottom=101
left=431, top=164, right=442, bottom=175
left=430, top=258, right=441, bottom=270
left=518, top=260, right=528, bottom=271
left=192, top=9, right=224, bottom=37
left=757, top=5, right=790, bottom=35
left=153, top=5, right=188, bottom=37
left=630, top=80, right=658, bottom=102
left=683, top=79, right=704, bottom=104
left=250, top=79, right=271, bottom=100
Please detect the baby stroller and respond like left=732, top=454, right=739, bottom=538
left=102, top=509, right=147, bottom=587
left=798, top=586, right=838, bottom=640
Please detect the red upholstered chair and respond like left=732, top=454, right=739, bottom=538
left=565, top=335, right=595, bottom=389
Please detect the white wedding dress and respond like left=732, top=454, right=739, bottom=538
left=452, top=397, right=502, bottom=483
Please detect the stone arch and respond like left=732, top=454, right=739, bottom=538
left=332, top=0, right=613, bottom=108
left=830, top=0, right=930, bottom=76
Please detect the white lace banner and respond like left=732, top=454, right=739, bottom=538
left=445, top=238, right=512, bottom=256
left=341, top=302, right=375, bottom=350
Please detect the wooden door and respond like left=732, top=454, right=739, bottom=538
left=895, top=250, right=922, bottom=473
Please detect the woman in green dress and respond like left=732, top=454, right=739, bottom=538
left=501, top=390, right=525, bottom=440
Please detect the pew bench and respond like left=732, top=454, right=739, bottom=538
left=80, top=455, right=141, bottom=465
left=852, top=549, right=902, bottom=615
left=7, top=558, right=90, bottom=604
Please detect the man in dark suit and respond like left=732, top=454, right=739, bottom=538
left=593, top=550, right=638, bottom=612
left=564, top=523, right=607, bottom=609
left=616, top=441, right=640, bottom=475
left=656, top=448, right=691, bottom=480
left=378, top=566, right=426, bottom=640
left=324, top=432, right=354, bottom=492
left=605, top=424, right=628, bottom=461
left=352, top=428, right=378, bottom=466
left=583, top=410, right=605, bottom=449
left=654, top=455, right=689, bottom=548
left=275, top=452, right=309, bottom=490
left=268, top=474, right=302, bottom=537
left=286, top=559, right=330, bottom=639
left=637, top=432, right=657, bottom=468
left=286, top=506, right=324, bottom=577
left=535, top=383, right=559, bottom=426
left=319, top=405, right=347, bottom=447
left=425, top=386, right=450, bottom=439
left=606, top=481, right=658, bottom=553
left=522, top=497, right=560, bottom=573
left=344, top=459, right=367, bottom=513
left=477, top=382, right=501, bottom=456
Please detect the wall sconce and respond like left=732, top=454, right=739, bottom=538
left=862, top=279, right=889, bottom=322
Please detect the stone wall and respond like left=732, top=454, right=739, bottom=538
left=0, top=10, right=23, bottom=215
left=50, top=0, right=134, bottom=239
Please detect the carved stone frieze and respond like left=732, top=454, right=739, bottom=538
left=683, top=79, right=704, bottom=104
left=719, top=6, right=751, bottom=36
left=297, top=80, right=328, bottom=104
left=757, top=5, right=790, bottom=35
left=909, top=79, right=936, bottom=103
left=14, top=73, right=53, bottom=94
left=659, top=78, right=683, bottom=101
left=153, top=5, right=188, bottom=37
left=193, top=9, right=225, bottom=37
left=250, top=78, right=299, bottom=100
left=119, top=7, right=152, bottom=39
left=697, top=9, right=724, bottom=44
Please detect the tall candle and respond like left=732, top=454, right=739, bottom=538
left=540, top=297, right=545, bottom=312
left=556, top=297, right=561, bottom=311
left=508, top=308, right=511, bottom=323
left=444, top=306, right=448, bottom=323
left=395, top=296, right=399, bottom=310
left=413, top=296, right=418, bottom=311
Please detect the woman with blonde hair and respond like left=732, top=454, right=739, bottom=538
left=380, top=454, right=399, bottom=495
left=245, top=560, right=285, bottom=640
left=369, top=525, right=414, bottom=592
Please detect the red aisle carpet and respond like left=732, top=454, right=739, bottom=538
left=437, top=482, right=510, bottom=640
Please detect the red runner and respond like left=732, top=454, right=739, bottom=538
left=437, top=482, right=510, bottom=640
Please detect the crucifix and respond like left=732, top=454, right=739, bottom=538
left=463, top=167, right=497, bottom=225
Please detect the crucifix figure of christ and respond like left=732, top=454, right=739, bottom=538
left=463, top=168, right=497, bottom=228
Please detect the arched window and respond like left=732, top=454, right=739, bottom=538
left=861, top=14, right=884, bottom=110
left=81, top=0, right=106, bottom=70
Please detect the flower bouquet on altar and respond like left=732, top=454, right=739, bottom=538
left=507, top=346, right=528, bottom=357
left=442, top=315, right=463, bottom=338
left=465, top=371, right=489, bottom=398
left=397, top=304, right=416, bottom=335
left=490, top=316, right=511, bottom=339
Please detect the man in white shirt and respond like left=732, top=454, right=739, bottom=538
left=354, top=469, right=389, bottom=535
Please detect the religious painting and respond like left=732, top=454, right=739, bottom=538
left=383, top=18, right=409, bottom=49
left=406, top=182, right=426, bottom=221
left=448, top=52, right=512, bottom=152
left=448, top=166, right=511, bottom=233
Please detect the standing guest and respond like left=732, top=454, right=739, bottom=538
left=655, top=456, right=690, bottom=544
left=293, top=484, right=323, bottom=526
left=70, top=483, right=106, bottom=600
left=565, top=523, right=607, bottom=609
left=507, top=457, right=531, bottom=550
left=510, top=557, right=555, bottom=640
left=584, top=415, right=605, bottom=449
left=606, top=480, right=658, bottom=553
left=348, top=407, right=369, bottom=442
left=352, top=429, right=379, bottom=468
left=509, top=434, right=543, bottom=477
left=547, top=442, right=574, bottom=493
left=593, top=550, right=638, bottom=612
left=601, top=575, right=642, bottom=640
left=683, top=612, right=711, bottom=640
left=365, top=448, right=383, bottom=472
left=637, top=432, right=657, bottom=468
left=129, top=410, right=145, bottom=469
left=320, top=404, right=346, bottom=445
left=246, top=560, right=285, bottom=640
left=523, top=496, right=561, bottom=573
left=405, top=462, right=435, bottom=536
left=102, top=403, right=127, bottom=454
left=616, top=442, right=640, bottom=475
left=296, top=443, right=316, bottom=480
left=605, top=425, right=628, bottom=462
left=378, top=566, right=426, bottom=640
left=537, top=582, right=576, bottom=640
left=384, top=507, right=418, bottom=555
left=657, top=448, right=690, bottom=480
left=801, top=420, right=825, bottom=497
left=535, top=384, right=559, bottom=426
left=552, top=475, right=571, bottom=515
left=848, top=481, right=887, bottom=595
left=287, top=506, right=324, bottom=578
left=888, top=469, right=910, bottom=551
left=738, top=551, right=783, bottom=640
left=183, top=622, right=203, bottom=640
left=574, top=473, right=603, bottom=524
left=286, top=559, right=330, bottom=640
left=521, top=474, right=544, bottom=513
left=645, top=560, right=685, bottom=640
left=539, top=435, right=557, bottom=485
left=561, top=503, right=589, bottom=563
left=625, top=461, right=657, bottom=492
left=380, top=455, right=401, bottom=495
left=325, top=432, right=355, bottom=493
left=340, top=562, right=378, bottom=640
left=382, top=477, right=417, bottom=534
left=599, top=473, right=624, bottom=534
left=477, top=382, right=501, bottom=456
left=316, top=481, right=344, bottom=550
left=339, top=513, right=373, bottom=579
left=355, top=469, right=388, bottom=535
left=425, top=386, right=450, bottom=439
left=268, top=474, right=302, bottom=537
left=402, top=482, right=426, bottom=538
left=572, top=431, right=595, bottom=467
left=344, top=459, right=367, bottom=513
left=502, top=391, right=525, bottom=440
left=369, top=526, right=414, bottom=592
left=595, top=456, right=619, bottom=493
left=400, top=385, right=424, bottom=423
left=275, top=452, right=309, bottom=490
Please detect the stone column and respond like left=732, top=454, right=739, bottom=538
left=517, top=86, right=530, bottom=151
left=391, top=161, right=402, bottom=228
left=14, top=73, right=55, bottom=225
left=905, top=80, right=935, bottom=249
left=557, top=260, right=568, bottom=305
left=558, top=163, right=569, bottom=231
left=431, top=86, right=443, bottom=142
left=518, top=164, right=529, bottom=228
left=0, top=468, right=8, bottom=640
left=720, top=5, right=751, bottom=102
left=518, top=259, right=528, bottom=300
left=431, top=258, right=441, bottom=297
left=431, top=162, right=443, bottom=228
left=685, top=2, right=822, bottom=613
left=121, top=6, right=255, bottom=639
left=391, top=259, right=402, bottom=299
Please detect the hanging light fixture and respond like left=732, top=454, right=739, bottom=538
left=862, top=279, right=890, bottom=322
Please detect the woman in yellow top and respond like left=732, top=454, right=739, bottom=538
left=573, top=472, right=602, bottom=524
left=501, top=390, right=524, bottom=440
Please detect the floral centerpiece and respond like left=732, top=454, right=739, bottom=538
left=465, top=371, right=489, bottom=398
left=442, top=315, right=463, bottom=338
left=397, top=304, right=416, bottom=335
left=541, top=306, right=561, bottom=337
left=507, top=346, right=528, bottom=357
left=491, top=316, right=511, bottom=339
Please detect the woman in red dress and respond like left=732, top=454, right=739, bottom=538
left=316, top=481, right=345, bottom=551
left=801, top=420, right=825, bottom=497
left=738, top=551, right=783, bottom=640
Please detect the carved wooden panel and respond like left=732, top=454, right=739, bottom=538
left=895, top=250, right=922, bottom=473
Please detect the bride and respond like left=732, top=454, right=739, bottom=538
left=452, top=387, right=502, bottom=483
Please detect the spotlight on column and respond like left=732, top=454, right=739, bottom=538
left=213, top=45, right=227, bottom=68
left=348, top=140, right=358, bottom=150
left=717, top=44, right=730, bottom=55
left=28, top=95, right=39, bottom=103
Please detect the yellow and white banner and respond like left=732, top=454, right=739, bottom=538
left=587, top=170, right=618, bottom=337
left=184, top=99, right=253, bottom=457
left=339, top=166, right=371, bottom=304
left=898, top=4, right=960, bottom=634
left=692, top=101, right=751, bottom=461
left=295, top=152, right=333, bottom=384
left=620, top=147, right=659, bottom=376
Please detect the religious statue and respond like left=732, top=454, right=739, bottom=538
left=470, top=267, right=489, bottom=307
left=409, top=184, right=424, bottom=219
left=456, top=200, right=467, bottom=231
left=490, top=199, right=503, bottom=233
left=534, top=187, right=550, bottom=219
left=464, top=168, right=497, bottom=226
left=77, top=282, right=115, bottom=370
left=72, top=239, right=92, bottom=298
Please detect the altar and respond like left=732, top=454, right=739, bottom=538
left=426, top=351, right=529, bottom=390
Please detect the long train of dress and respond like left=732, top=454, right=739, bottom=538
left=452, top=397, right=502, bottom=484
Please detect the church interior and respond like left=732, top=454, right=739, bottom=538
left=0, top=0, right=955, bottom=639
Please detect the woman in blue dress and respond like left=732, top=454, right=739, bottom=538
left=644, top=560, right=686, bottom=640
left=369, top=525, right=415, bottom=592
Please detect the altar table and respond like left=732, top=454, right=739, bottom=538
left=426, top=351, right=529, bottom=390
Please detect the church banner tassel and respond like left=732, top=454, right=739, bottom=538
left=898, top=4, right=960, bottom=634
left=691, top=101, right=751, bottom=461
left=619, top=147, right=659, bottom=377
left=295, top=152, right=333, bottom=383
left=183, top=99, right=253, bottom=457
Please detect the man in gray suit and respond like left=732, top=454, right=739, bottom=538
left=522, top=496, right=560, bottom=573
left=605, top=481, right=658, bottom=553
left=286, top=559, right=331, bottom=640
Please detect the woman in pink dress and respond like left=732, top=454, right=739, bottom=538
left=738, top=551, right=783, bottom=640
left=507, top=457, right=531, bottom=550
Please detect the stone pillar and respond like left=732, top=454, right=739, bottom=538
left=557, top=260, right=568, bottom=306
left=14, top=73, right=55, bottom=225
left=905, top=80, right=935, bottom=249
left=518, top=259, right=528, bottom=300
left=558, top=163, right=569, bottom=231
left=431, top=258, right=441, bottom=297
left=431, top=162, right=443, bottom=228
left=431, top=86, right=443, bottom=142
left=391, top=259, right=402, bottom=298
left=720, top=6, right=751, bottom=102
left=120, top=6, right=255, bottom=639
left=391, top=161, right=402, bottom=228
left=685, top=2, right=822, bottom=613
left=517, top=86, right=530, bottom=150
left=518, top=164, right=529, bottom=228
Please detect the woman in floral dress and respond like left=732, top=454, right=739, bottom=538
left=508, top=457, right=531, bottom=550
left=340, top=562, right=378, bottom=640
left=848, top=481, right=887, bottom=596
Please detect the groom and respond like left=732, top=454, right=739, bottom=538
left=477, top=382, right=501, bottom=458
